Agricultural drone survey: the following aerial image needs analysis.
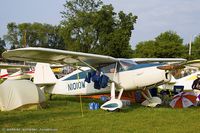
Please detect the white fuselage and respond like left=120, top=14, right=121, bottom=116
left=111, top=66, right=170, bottom=90
left=43, top=65, right=171, bottom=95
left=159, top=71, right=200, bottom=90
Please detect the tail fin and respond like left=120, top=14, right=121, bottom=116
left=34, top=63, right=57, bottom=85
left=0, top=69, right=8, bottom=78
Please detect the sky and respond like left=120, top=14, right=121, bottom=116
left=0, top=0, right=200, bottom=48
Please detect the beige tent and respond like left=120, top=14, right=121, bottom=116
left=0, top=79, right=45, bottom=111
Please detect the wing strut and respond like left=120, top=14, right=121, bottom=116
left=141, top=88, right=162, bottom=107
left=100, top=62, right=124, bottom=111
left=77, top=59, right=97, bottom=71
left=76, top=59, right=125, bottom=111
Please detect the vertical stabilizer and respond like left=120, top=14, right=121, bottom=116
left=34, top=63, right=57, bottom=85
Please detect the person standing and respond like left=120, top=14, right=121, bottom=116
left=192, top=74, right=200, bottom=90
left=192, top=74, right=200, bottom=104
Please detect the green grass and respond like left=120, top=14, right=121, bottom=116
left=1, top=95, right=200, bottom=133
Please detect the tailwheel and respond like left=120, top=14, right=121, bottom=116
left=141, top=89, right=162, bottom=107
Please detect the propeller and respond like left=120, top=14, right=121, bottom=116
left=157, top=64, right=185, bottom=70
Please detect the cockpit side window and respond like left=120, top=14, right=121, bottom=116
left=98, top=63, right=119, bottom=73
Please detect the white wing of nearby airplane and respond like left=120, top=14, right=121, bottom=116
left=0, top=63, right=33, bottom=80
left=0, top=63, right=31, bottom=69
left=2, top=47, right=193, bottom=111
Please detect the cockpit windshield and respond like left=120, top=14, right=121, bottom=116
left=98, top=63, right=117, bottom=73
left=97, top=59, right=138, bottom=73
left=118, top=59, right=137, bottom=71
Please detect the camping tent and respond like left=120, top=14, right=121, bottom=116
left=0, top=79, right=45, bottom=111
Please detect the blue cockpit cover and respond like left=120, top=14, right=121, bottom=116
left=85, top=71, right=96, bottom=83
left=85, top=71, right=109, bottom=89
left=99, top=75, right=109, bottom=88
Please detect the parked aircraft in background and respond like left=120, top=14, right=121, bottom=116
left=3, top=47, right=197, bottom=111
left=159, top=71, right=200, bottom=91
left=0, top=63, right=33, bottom=80
left=0, top=63, right=65, bottom=80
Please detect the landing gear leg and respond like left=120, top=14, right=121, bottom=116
left=141, top=88, right=162, bottom=107
left=100, top=82, right=123, bottom=111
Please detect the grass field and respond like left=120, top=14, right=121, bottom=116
left=1, top=95, right=200, bottom=133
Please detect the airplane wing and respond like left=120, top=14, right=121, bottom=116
left=3, top=47, right=191, bottom=72
left=0, top=63, right=31, bottom=69
left=157, top=59, right=200, bottom=70
left=3, top=47, right=187, bottom=65
left=184, top=60, right=200, bottom=67
left=2, top=47, right=118, bottom=67
left=133, top=58, right=186, bottom=63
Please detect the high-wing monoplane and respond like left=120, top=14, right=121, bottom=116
left=3, top=47, right=192, bottom=111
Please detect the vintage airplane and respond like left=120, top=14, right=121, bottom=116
left=159, top=70, right=200, bottom=91
left=0, top=63, right=34, bottom=80
left=0, top=62, right=65, bottom=80
left=3, top=47, right=194, bottom=111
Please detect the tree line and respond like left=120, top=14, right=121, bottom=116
left=1, top=0, right=200, bottom=60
